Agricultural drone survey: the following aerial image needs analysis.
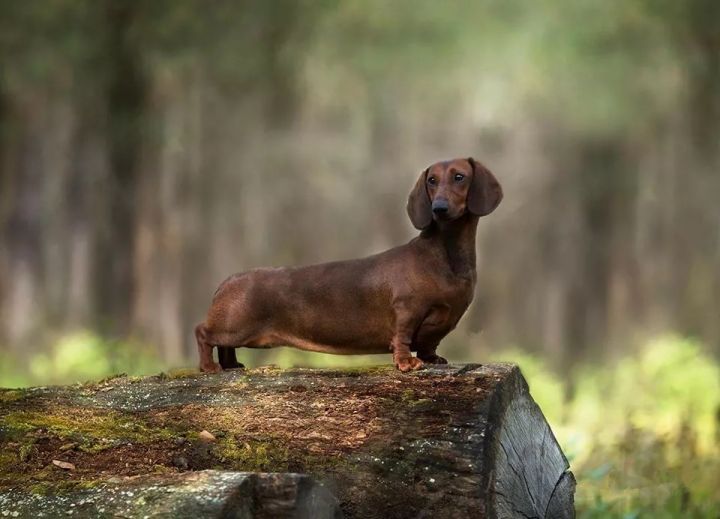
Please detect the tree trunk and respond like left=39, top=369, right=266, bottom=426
left=0, top=94, right=46, bottom=348
left=0, top=364, right=574, bottom=518
left=93, top=0, right=147, bottom=338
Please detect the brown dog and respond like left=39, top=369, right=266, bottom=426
left=195, top=158, right=502, bottom=373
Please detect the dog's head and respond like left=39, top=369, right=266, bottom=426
left=407, top=158, right=503, bottom=230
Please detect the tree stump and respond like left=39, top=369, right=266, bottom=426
left=0, top=364, right=574, bottom=518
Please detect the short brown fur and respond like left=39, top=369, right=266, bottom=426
left=196, top=158, right=502, bottom=372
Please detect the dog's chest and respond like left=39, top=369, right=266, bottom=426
left=449, top=283, right=474, bottom=321
left=444, top=271, right=475, bottom=303
left=427, top=277, right=475, bottom=327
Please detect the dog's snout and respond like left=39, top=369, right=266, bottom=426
left=432, top=199, right=449, bottom=214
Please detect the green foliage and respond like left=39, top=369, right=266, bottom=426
left=0, top=331, right=162, bottom=388
left=571, top=336, right=720, bottom=452
left=500, top=335, right=720, bottom=518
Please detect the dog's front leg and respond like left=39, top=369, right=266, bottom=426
left=391, top=303, right=425, bottom=372
left=417, top=344, right=448, bottom=365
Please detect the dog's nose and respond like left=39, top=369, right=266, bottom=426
left=432, top=199, right=449, bottom=214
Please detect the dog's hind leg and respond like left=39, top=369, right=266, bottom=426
left=202, top=328, right=255, bottom=371
left=218, top=347, right=244, bottom=370
left=195, top=323, right=222, bottom=373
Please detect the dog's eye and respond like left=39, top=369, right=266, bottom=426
left=454, top=173, right=465, bottom=182
left=427, top=176, right=437, bottom=186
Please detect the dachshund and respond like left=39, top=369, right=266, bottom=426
left=195, top=158, right=502, bottom=372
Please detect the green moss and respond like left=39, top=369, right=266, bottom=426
left=27, top=479, right=104, bottom=496
left=74, top=480, right=104, bottom=491
left=94, top=373, right=128, bottom=385
left=214, top=437, right=290, bottom=471
left=410, top=398, right=433, bottom=408
left=211, top=434, right=356, bottom=476
left=27, top=482, right=52, bottom=495
left=401, top=389, right=416, bottom=402
left=334, top=365, right=395, bottom=377
left=156, top=368, right=199, bottom=380
left=373, top=388, right=431, bottom=411
left=0, top=451, right=15, bottom=471
left=0, top=460, right=54, bottom=488
left=78, top=442, right=117, bottom=454
left=152, top=464, right=175, bottom=474
left=0, top=389, right=24, bottom=402
left=19, top=442, right=36, bottom=462
left=1, top=409, right=176, bottom=452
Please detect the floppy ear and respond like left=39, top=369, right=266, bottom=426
left=406, top=168, right=432, bottom=230
left=467, top=158, right=503, bottom=216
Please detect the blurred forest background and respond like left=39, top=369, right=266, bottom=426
left=0, top=1, right=719, bottom=516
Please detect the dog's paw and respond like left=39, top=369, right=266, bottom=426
left=395, top=356, right=425, bottom=372
left=200, top=362, right=223, bottom=374
left=421, top=354, right=448, bottom=365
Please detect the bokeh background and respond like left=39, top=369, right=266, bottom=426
left=1, top=1, right=719, bottom=516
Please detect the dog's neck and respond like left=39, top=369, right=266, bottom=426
left=421, top=213, right=479, bottom=279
